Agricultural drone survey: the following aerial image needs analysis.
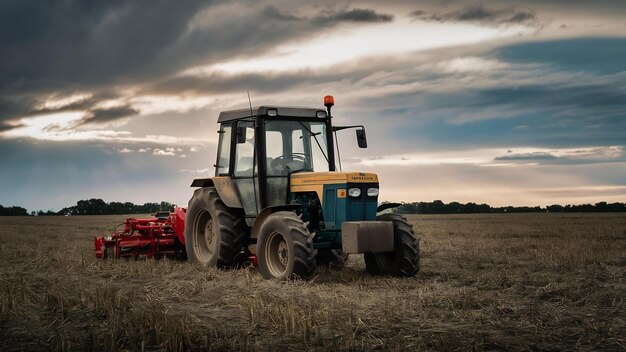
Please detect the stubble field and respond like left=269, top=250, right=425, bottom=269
left=0, top=213, right=624, bottom=351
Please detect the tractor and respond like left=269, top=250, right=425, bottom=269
left=95, top=96, right=420, bottom=279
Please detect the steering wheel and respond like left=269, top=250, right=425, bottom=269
left=270, top=153, right=307, bottom=172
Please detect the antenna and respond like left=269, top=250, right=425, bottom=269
left=247, top=91, right=254, bottom=117
left=247, top=91, right=259, bottom=214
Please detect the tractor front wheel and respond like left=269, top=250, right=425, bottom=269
left=364, top=213, right=420, bottom=277
left=185, top=187, right=247, bottom=267
left=257, top=211, right=317, bottom=280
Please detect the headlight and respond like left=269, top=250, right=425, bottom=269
left=367, top=187, right=379, bottom=197
left=348, top=188, right=361, bottom=197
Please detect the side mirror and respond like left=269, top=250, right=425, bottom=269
left=356, top=128, right=367, bottom=148
left=236, top=126, right=247, bottom=144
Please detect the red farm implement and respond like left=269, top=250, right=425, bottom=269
left=95, top=208, right=187, bottom=259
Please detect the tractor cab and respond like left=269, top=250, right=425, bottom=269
left=215, top=107, right=334, bottom=217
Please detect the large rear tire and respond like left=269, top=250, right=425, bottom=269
left=364, top=213, right=420, bottom=277
left=184, top=187, right=247, bottom=267
left=257, top=211, right=317, bottom=280
left=316, top=248, right=348, bottom=270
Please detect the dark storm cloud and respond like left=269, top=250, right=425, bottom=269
left=457, top=38, right=626, bottom=129
left=412, top=80, right=626, bottom=148
left=262, top=5, right=394, bottom=24
left=148, top=36, right=626, bottom=148
left=493, top=149, right=626, bottom=165
left=0, top=122, right=19, bottom=132
left=0, top=1, right=392, bottom=90
left=496, top=38, right=626, bottom=75
left=0, top=0, right=393, bottom=129
left=315, top=36, right=626, bottom=153
left=460, top=83, right=626, bottom=113
left=422, top=38, right=626, bottom=112
left=261, top=5, right=302, bottom=21
left=0, top=95, right=37, bottom=120
left=409, top=4, right=536, bottom=25
left=82, top=106, right=140, bottom=125
left=0, top=89, right=136, bottom=127
left=496, top=152, right=558, bottom=161
left=0, top=0, right=211, bottom=89
left=0, top=0, right=212, bottom=127
left=146, top=71, right=340, bottom=96
left=319, top=8, right=394, bottom=23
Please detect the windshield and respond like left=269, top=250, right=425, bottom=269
left=265, top=120, right=329, bottom=176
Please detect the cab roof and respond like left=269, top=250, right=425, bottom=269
left=217, top=106, right=327, bottom=123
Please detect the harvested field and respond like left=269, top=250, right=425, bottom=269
left=0, top=213, right=625, bottom=351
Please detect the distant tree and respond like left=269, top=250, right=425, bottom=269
left=160, top=201, right=175, bottom=212
left=606, top=202, right=626, bottom=212
left=73, top=198, right=108, bottom=215
left=0, top=204, right=29, bottom=216
left=547, top=204, right=564, bottom=213
left=395, top=202, right=418, bottom=214
left=430, top=200, right=445, bottom=214
left=38, top=199, right=178, bottom=216
left=36, top=210, right=59, bottom=216
left=445, top=201, right=462, bottom=213
left=463, top=202, right=480, bottom=213
left=58, top=207, right=74, bottom=216
left=571, top=204, right=595, bottom=212
left=592, top=202, right=624, bottom=212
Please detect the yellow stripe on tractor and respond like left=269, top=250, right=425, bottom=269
left=290, top=172, right=378, bottom=202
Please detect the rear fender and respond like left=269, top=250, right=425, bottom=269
left=190, top=177, right=242, bottom=208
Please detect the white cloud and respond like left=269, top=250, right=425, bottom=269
left=35, top=93, right=93, bottom=111
left=129, top=95, right=215, bottom=115
left=179, top=168, right=211, bottom=173
left=185, top=19, right=532, bottom=75
left=0, top=112, right=205, bottom=146
left=152, top=147, right=188, bottom=157
left=357, top=149, right=495, bottom=166
left=153, top=148, right=176, bottom=156
left=436, top=57, right=509, bottom=73
left=355, top=146, right=625, bottom=167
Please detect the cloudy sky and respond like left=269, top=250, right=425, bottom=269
left=1, top=0, right=625, bottom=211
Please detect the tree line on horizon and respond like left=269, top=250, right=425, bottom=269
left=0, top=199, right=175, bottom=216
left=390, top=200, right=626, bottom=214
left=1, top=199, right=625, bottom=216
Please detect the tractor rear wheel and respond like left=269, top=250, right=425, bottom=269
left=316, top=248, right=348, bottom=269
left=185, top=187, right=247, bottom=267
left=257, top=211, right=317, bottom=280
left=364, top=213, right=420, bottom=277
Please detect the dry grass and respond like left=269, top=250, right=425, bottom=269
left=0, top=213, right=625, bottom=351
